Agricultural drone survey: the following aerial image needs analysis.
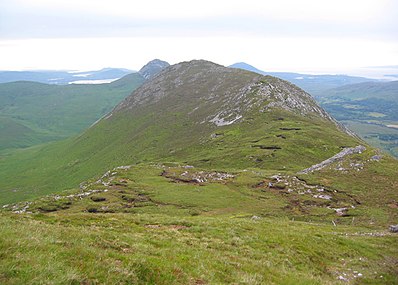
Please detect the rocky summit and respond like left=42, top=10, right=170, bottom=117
left=138, top=58, right=170, bottom=80
left=118, top=60, right=334, bottom=121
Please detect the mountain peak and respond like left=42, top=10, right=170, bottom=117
left=114, top=60, right=347, bottom=134
left=138, top=59, right=170, bottom=80
left=229, top=62, right=266, bottom=75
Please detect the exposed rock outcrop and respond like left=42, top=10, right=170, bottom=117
left=298, top=145, right=366, bottom=174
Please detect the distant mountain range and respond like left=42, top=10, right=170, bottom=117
left=0, top=68, right=134, bottom=85
left=1, top=62, right=380, bottom=90
left=229, top=62, right=379, bottom=96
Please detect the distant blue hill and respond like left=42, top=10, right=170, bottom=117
left=0, top=68, right=133, bottom=85
left=229, top=62, right=379, bottom=96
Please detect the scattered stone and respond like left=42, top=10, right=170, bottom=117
left=339, top=232, right=388, bottom=237
left=163, top=169, right=234, bottom=184
left=251, top=215, right=261, bottom=220
left=270, top=175, right=282, bottom=182
left=66, top=189, right=107, bottom=199
left=183, top=165, right=195, bottom=169
left=11, top=202, right=32, bottom=214
left=210, top=133, right=223, bottom=139
left=115, top=165, right=132, bottom=170
left=349, top=162, right=364, bottom=170
left=389, top=225, right=398, bottom=233
left=334, top=208, right=349, bottom=216
left=370, top=155, right=382, bottom=161
left=313, top=194, right=332, bottom=200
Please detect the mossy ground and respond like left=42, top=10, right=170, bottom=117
left=1, top=212, right=397, bottom=285
left=1, top=158, right=397, bottom=284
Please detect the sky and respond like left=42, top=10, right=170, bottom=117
left=0, top=0, right=397, bottom=77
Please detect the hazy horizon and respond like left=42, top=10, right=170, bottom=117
left=1, top=61, right=397, bottom=81
left=1, top=0, right=397, bottom=79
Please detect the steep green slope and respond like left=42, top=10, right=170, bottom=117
left=0, top=74, right=144, bottom=151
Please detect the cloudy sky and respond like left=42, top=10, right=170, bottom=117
left=0, top=0, right=397, bottom=77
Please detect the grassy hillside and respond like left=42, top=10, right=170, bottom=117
left=2, top=212, right=396, bottom=284
left=0, top=108, right=358, bottom=205
left=1, top=60, right=397, bottom=284
left=1, top=160, right=397, bottom=284
left=0, top=74, right=144, bottom=151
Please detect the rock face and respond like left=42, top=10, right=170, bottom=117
left=138, top=59, right=170, bottom=80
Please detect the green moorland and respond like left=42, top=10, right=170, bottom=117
left=0, top=61, right=397, bottom=284
left=0, top=73, right=144, bottom=152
